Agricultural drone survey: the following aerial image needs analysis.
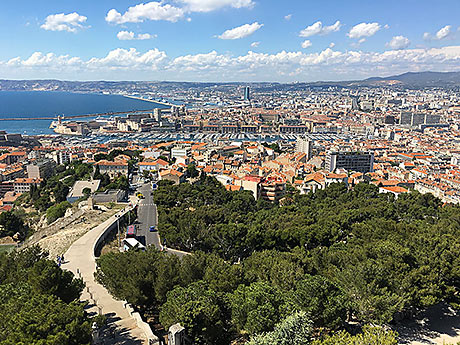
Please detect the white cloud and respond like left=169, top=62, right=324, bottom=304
left=87, top=48, right=168, bottom=69
left=424, top=25, right=452, bottom=41
left=179, top=0, right=254, bottom=12
left=218, top=22, right=263, bottom=40
left=4, top=46, right=460, bottom=81
left=301, top=40, right=312, bottom=49
left=117, top=31, right=135, bottom=40
left=436, top=25, right=452, bottom=40
left=387, top=35, right=410, bottom=50
left=329, top=42, right=335, bottom=48
left=251, top=41, right=260, bottom=48
left=285, top=14, right=292, bottom=21
left=170, top=51, right=232, bottom=71
left=117, top=31, right=155, bottom=40
left=7, top=52, right=82, bottom=67
left=348, top=22, right=381, bottom=39
left=299, top=21, right=341, bottom=38
left=41, top=12, right=88, bottom=33
left=106, top=2, right=184, bottom=24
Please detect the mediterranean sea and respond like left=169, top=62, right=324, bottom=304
left=0, top=91, right=169, bottom=135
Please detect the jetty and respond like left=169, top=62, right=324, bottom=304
left=123, top=95, right=174, bottom=107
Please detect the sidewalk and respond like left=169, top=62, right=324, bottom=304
left=63, top=209, right=147, bottom=345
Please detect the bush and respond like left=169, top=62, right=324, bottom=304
left=46, top=201, right=72, bottom=224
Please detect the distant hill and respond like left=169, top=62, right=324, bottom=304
left=0, top=71, right=459, bottom=92
left=361, top=71, right=460, bottom=87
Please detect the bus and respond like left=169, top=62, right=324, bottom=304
left=126, top=225, right=137, bottom=238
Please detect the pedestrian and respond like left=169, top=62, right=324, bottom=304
left=61, top=254, right=65, bottom=263
left=56, top=255, right=60, bottom=264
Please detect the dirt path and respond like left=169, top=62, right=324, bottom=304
left=397, top=303, right=460, bottom=345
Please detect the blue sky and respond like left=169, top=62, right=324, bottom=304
left=0, top=0, right=459, bottom=81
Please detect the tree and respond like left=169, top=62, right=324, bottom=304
left=311, top=325, right=398, bottom=345
left=46, top=201, right=72, bottom=224
left=0, top=283, right=91, bottom=345
left=291, top=275, right=347, bottom=329
left=53, top=181, right=69, bottom=203
left=94, top=153, right=107, bottom=162
left=242, top=250, right=304, bottom=292
left=82, top=187, right=92, bottom=198
left=160, top=281, right=229, bottom=345
left=247, top=311, right=312, bottom=345
left=229, top=282, right=290, bottom=335
left=27, top=259, right=84, bottom=303
left=0, top=211, right=28, bottom=238
left=142, top=170, right=151, bottom=181
left=187, top=164, right=199, bottom=178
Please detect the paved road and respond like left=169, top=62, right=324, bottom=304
left=63, top=209, right=147, bottom=345
left=136, top=182, right=189, bottom=258
left=136, top=183, right=160, bottom=248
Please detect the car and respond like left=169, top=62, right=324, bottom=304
left=149, top=226, right=157, bottom=232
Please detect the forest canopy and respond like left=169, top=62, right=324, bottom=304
left=96, top=177, right=460, bottom=344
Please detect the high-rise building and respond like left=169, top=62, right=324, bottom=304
left=425, top=114, right=441, bottom=124
left=153, top=108, right=162, bottom=122
left=244, top=86, right=250, bottom=101
left=400, top=111, right=412, bottom=125
left=400, top=111, right=441, bottom=127
left=411, top=113, right=425, bottom=126
left=326, top=151, right=374, bottom=173
left=295, top=138, right=313, bottom=160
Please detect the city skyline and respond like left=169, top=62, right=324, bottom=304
left=1, top=0, right=460, bottom=81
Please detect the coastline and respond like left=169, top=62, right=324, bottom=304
left=0, top=91, right=171, bottom=135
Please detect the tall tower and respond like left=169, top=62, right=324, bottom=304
left=244, top=87, right=250, bottom=101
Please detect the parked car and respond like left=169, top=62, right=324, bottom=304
left=149, top=226, right=157, bottom=232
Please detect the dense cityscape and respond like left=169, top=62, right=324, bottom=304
left=0, top=76, right=460, bottom=345
left=2, top=0, right=460, bottom=344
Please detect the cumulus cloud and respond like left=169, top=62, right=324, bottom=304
left=87, top=48, right=168, bottom=69
left=117, top=31, right=155, bottom=40
left=4, top=46, right=460, bottom=81
left=41, top=12, right=88, bottom=33
left=106, top=2, right=184, bottom=24
left=106, top=0, right=254, bottom=24
left=179, top=0, right=254, bottom=12
left=436, top=25, right=452, bottom=39
left=299, top=21, right=341, bottom=38
left=7, top=52, right=82, bottom=67
left=424, top=25, right=453, bottom=41
left=251, top=41, right=260, bottom=48
left=301, top=40, right=312, bottom=49
left=387, top=35, right=410, bottom=50
left=348, top=22, right=381, bottom=39
left=218, top=22, right=263, bottom=40
left=285, top=14, right=292, bottom=21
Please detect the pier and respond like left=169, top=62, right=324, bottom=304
left=123, top=95, right=174, bottom=107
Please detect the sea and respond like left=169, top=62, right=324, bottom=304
left=0, top=91, right=169, bottom=135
